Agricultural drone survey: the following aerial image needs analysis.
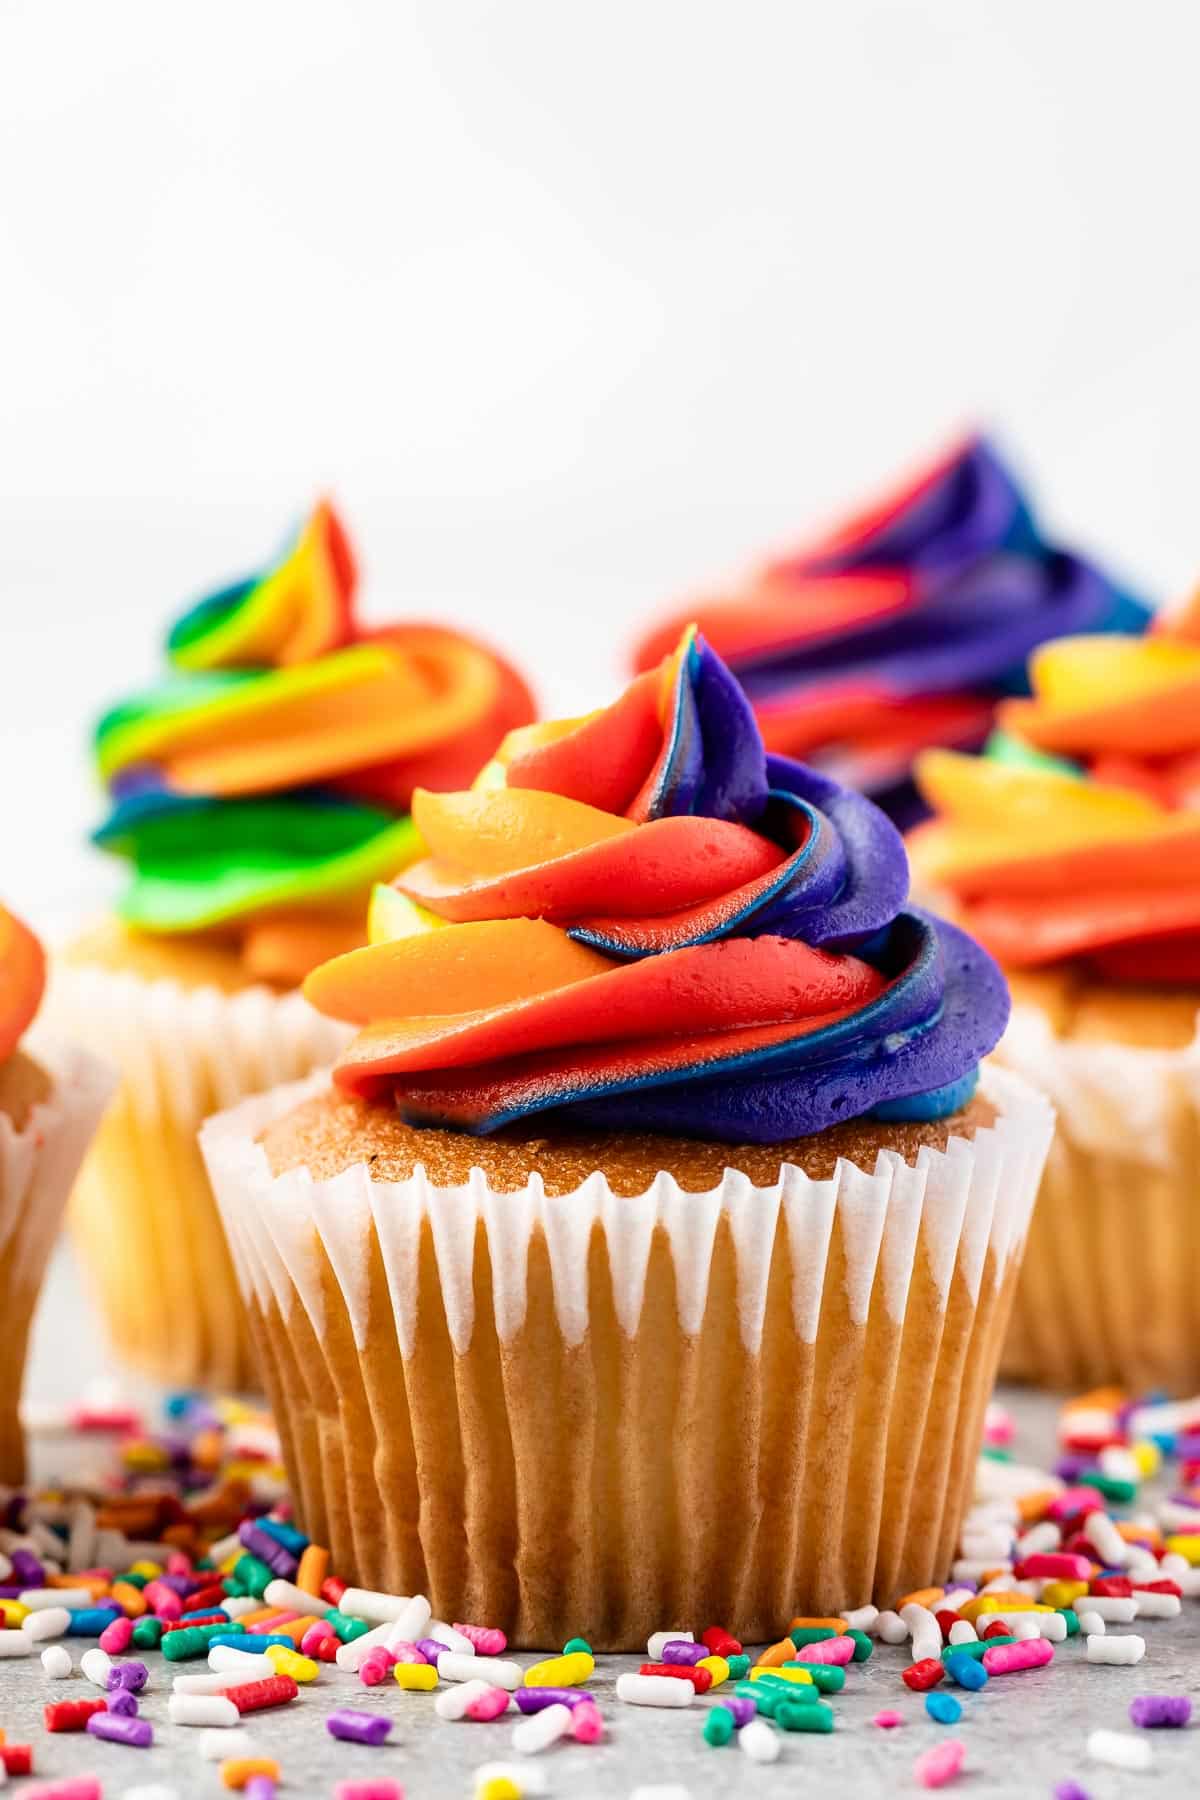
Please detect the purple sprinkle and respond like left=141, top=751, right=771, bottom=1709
left=513, top=1688, right=589, bottom=1713
left=1053, top=1455, right=1089, bottom=1483
left=158, top=1573, right=193, bottom=1597
left=415, top=1638, right=445, bottom=1665
left=87, top=1711, right=153, bottom=1747
left=107, top=1687, right=139, bottom=1717
left=662, top=1639, right=708, bottom=1666
left=11, top=1549, right=45, bottom=1586
left=326, top=1708, right=392, bottom=1746
left=244, top=1782, right=276, bottom=1800
left=238, top=1521, right=298, bottom=1579
left=1129, top=1694, right=1192, bottom=1729
left=108, top=1661, right=149, bottom=1693
left=1167, top=1490, right=1200, bottom=1509
left=1052, top=1785, right=1090, bottom=1800
left=725, top=1696, right=757, bottom=1726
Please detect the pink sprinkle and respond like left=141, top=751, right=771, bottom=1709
left=386, top=1640, right=427, bottom=1664
left=798, top=1635, right=855, bottom=1666
left=1014, top=1553, right=1092, bottom=1581
left=571, top=1700, right=604, bottom=1743
left=1046, top=1487, right=1106, bottom=1522
left=301, top=1623, right=336, bottom=1658
left=914, top=1739, right=966, bottom=1788
left=165, top=1551, right=192, bottom=1577
left=465, top=1686, right=511, bottom=1722
left=248, top=1611, right=298, bottom=1634
left=874, top=1710, right=905, bottom=1729
left=453, top=1621, right=507, bottom=1656
left=982, top=1638, right=1054, bottom=1676
left=99, top=1616, right=133, bottom=1654
left=359, top=1651, right=395, bottom=1688
left=143, top=1581, right=182, bottom=1621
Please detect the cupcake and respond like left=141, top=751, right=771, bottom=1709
left=0, top=904, right=112, bottom=1480
left=911, top=599, right=1200, bottom=1391
left=50, top=500, right=535, bottom=1390
left=202, top=630, right=1051, bottom=1646
left=633, top=434, right=1149, bottom=825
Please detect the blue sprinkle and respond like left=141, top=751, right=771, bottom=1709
left=944, top=1652, right=988, bottom=1690
left=926, top=1691, right=963, bottom=1724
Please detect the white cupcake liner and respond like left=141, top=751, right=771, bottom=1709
left=0, top=1037, right=114, bottom=1479
left=45, top=957, right=349, bottom=1388
left=202, top=1064, right=1051, bottom=1646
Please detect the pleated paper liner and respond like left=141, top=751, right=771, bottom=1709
left=47, top=959, right=347, bottom=1391
left=0, top=1038, right=114, bottom=1483
left=203, top=1064, right=1052, bottom=1650
left=999, top=1003, right=1200, bottom=1393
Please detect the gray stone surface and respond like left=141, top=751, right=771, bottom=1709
left=9, top=1244, right=1200, bottom=1796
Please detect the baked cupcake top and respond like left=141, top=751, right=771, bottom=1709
left=633, top=435, right=1149, bottom=825
left=304, top=630, right=1009, bottom=1143
left=912, top=595, right=1200, bottom=983
left=93, top=501, right=535, bottom=985
left=0, top=903, right=46, bottom=1065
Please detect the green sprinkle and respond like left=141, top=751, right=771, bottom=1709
left=162, top=1622, right=236, bottom=1662
left=1059, top=1609, right=1080, bottom=1637
left=788, top=1627, right=837, bottom=1649
left=703, top=1707, right=734, bottom=1746
left=782, top=1660, right=844, bottom=1694
left=324, top=1609, right=371, bottom=1644
left=777, top=1698, right=834, bottom=1733
left=941, top=1635, right=1014, bottom=1661
left=1086, top=1473, right=1138, bottom=1505
left=231, top=1553, right=272, bottom=1598
left=563, top=1636, right=592, bottom=1656
left=726, top=1654, right=750, bottom=1680
left=847, top=1628, right=874, bottom=1662
left=114, top=1572, right=148, bottom=1590
left=131, top=1617, right=164, bottom=1650
left=980, top=1446, right=1014, bottom=1462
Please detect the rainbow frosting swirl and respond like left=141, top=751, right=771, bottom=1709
left=913, top=593, right=1200, bottom=983
left=0, top=904, right=45, bottom=1064
left=305, top=631, right=1009, bottom=1141
left=94, top=501, right=535, bottom=983
left=633, top=435, right=1149, bottom=823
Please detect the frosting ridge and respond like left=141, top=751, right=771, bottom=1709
left=306, top=632, right=1009, bottom=1142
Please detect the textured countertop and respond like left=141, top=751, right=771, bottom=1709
left=9, top=1248, right=1200, bottom=1798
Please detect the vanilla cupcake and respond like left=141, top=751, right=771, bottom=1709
left=203, top=631, right=1050, bottom=1646
left=0, top=904, right=111, bottom=1480
left=51, top=500, right=534, bottom=1388
left=912, top=598, right=1200, bottom=1390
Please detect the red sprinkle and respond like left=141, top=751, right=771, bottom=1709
left=223, top=1674, right=299, bottom=1713
left=163, top=1613, right=228, bottom=1633
left=935, top=1609, right=961, bottom=1643
left=701, top=1625, right=742, bottom=1657
left=1138, top=1579, right=1183, bottom=1598
left=320, top=1576, right=347, bottom=1607
left=1089, top=1576, right=1132, bottom=1599
left=981, top=1621, right=1012, bottom=1641
left=44, top=1699, right=108, bottom=1733
left=184, top=1583, right=227, bottom=1611
left=0, top=1747, right=34, bottom=1776
left=902, top=1658, right=945, bottom=1692
left=639, top=1662, right=713, bottom=1692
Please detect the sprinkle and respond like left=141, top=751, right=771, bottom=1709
left=466, top=1686, right=512, bottom=1722
left=570, top=1699, right=604, bottom=1743
left=1086, top=1634, right=1145, bottom=1666
left=86, top=1710, right=153, bottom=1747
left=874, top=1710, right=904, bottom=1728
left=168, top=1693, right=240, bottom=1727
left=616, top=1673, right=693, bottom=1708
left=1086, top=1729, right=1154, bottom=1770
left=40, top=1645, right=73, bottom=1678
left=511, top=1700, right=572, bottom=1753
left=221, top=1761, right=282, bottom=1790
left=981, top=1638, right=1053, bottom=1675
left=393, top=1661, right=438, bottom=1691
left=523, top=1651, right=594, bottom=1687
left=45, top=1698, right=108, bottom=1732
left=326, top=1708, right=393, bottom=1745
left=703, top=1706, right=733, bottom=1746
left=902, top=1658, right=945, bottom=1691
left=943, top=1652, right=988, bottom=1691
left=913, top=1739, right=966, bottom=1787
left=1129, top=1693, right=1191, bottom=1727
left=738, top=1718, right=781, bottom=1762
left=454, top=1621, right=508, bottom=1655
left=926, top=1692, right=963, bottom=1724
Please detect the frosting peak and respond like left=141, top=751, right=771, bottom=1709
left=306, top=632, right=1009, bottom=1142
left=633, top=435, right=1150, bottom=823
left=93, top=502, right=535, bottom=983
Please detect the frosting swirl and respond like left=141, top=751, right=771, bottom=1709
left=912, top=594, right=1200, bottom=982
left=94, top=501, right=535, bottom=982
left=0, top=904, right=46, bottom=1064
left=306, top=631, right=1009, bottom=1141
left=633, top=435, right=1149, bottom=823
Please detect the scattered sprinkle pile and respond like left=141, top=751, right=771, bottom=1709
left=0, top=1388, right=1197, bottom=1795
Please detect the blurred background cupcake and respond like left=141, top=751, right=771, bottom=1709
left=633, top=434, right=1151, bottom=826
left=203, top=631, right=1050, bottom=1646
left=911, top=594, right=1200, bottom=1391
left=0, top=903, right=112, bottom=1479
left=49, top=500, right=535, bottom=1391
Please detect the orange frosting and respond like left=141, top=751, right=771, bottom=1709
left=0, top=904, right=46, bottom=1064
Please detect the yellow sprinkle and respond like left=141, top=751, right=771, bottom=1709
left=128, top=1561, right=163, bottom=1580
left=1165, top=1534, right=1200, bottom=1567
left=0, top=1602, right=30, bottom=1627
left=477, top=1781, right=521, bottom=1800
left=750, top=1665, right=813, bottom=1685
left=121, top=1442, right=170, bottom=1471
left=697, top=1654, right=729, bottom=1689
left=264, top=1644, right=319, bottom=1682
left=524, top=1650, right=594, bottom=1687
left=1041, top=1580, right=1088, bottom=1610
left=394, top=1661, right=439, bottom=1691
left=1132, top=1439, right=1161, bottom=1479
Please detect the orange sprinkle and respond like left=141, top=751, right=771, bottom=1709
left=237, top=1607, right=285, bottom=1629
left=755, top=1636, right=796, bottom=1668
left=787, top=1616, right=849, bottom=1634
left=110, top=1581, right=148, bottom=1619
left=271, top=1614, right=320, bottom=1645
left=221, top=1759, right=281, bottom=1790
left=895, top=1589, right=944, bottom=1612
left=1017, top=1488, right=1063, bottom=1524
left=1117, top=1521, right=1162, bottom=1547
left=295, top=1543, right=329, bottom=1596
left=47, top=1573, right=109, bottom=1599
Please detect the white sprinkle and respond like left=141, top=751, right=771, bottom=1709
left=1039, top=1614, right=1068, bottom=1643
left=647, top=1630, right=692, bottom=1661
left=220, top=1595, right=262, bottom=1620
left=840, top=1605, right=878, bottom=1634
left=739, top=1718, right=781, bottom=1763
left=386, top=1594, right=432, bottom=1646
left=338, top=1586, right=414, bottom=1623
left=196, top=1726, right=255, bottom=1760
left=1130, top=1591, right=1180, bottom=1619
left=1078, top=1611, right=1105, bottom=1636
left=334, top=1620, right=396, bottom=1672
left=1081, top=1596, right=1139, bottom=1623
left=512, top=1702, right=573, bottom=1754
left=439, top=1651, right=522, bottom=1690
left=948, top=1621, right=978, bottom=1647
left=1087, top=1728, right=1153, bottom=1770
left=174, top=1673, right=240, bottom=1695
left=616, top=1673, right=693, bottom=1708
left=80, top=1647, right=112, bottom=1688
left=435, top=1678, right=491, bottom=1721
left=1012, top=1617, right=1041, bottom=1641
left=429, top=1620, right=475, bottom=1655
left=40, top=1644, right=73, bottom=1678
left=1087, top=1634, right=1145, bottom=1666
left=262, top=1579, right=323, bottom=1616
left=1017, top=1522, right=1061, bottom=1557
left=168, top=1694, right=240, bottom=1727
left=207, top=1646, right=275, bottom=1678
left=21, top=1607, right=72, bottom=1642
left=876, top=1610, right=908, bottom=1645
left=18, top=1588, right=95, bottom=1612
left=1083, top=1510, right=1129, bottom=1568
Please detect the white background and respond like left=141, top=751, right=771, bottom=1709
left=3, top=0, right=1199, bottom=924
